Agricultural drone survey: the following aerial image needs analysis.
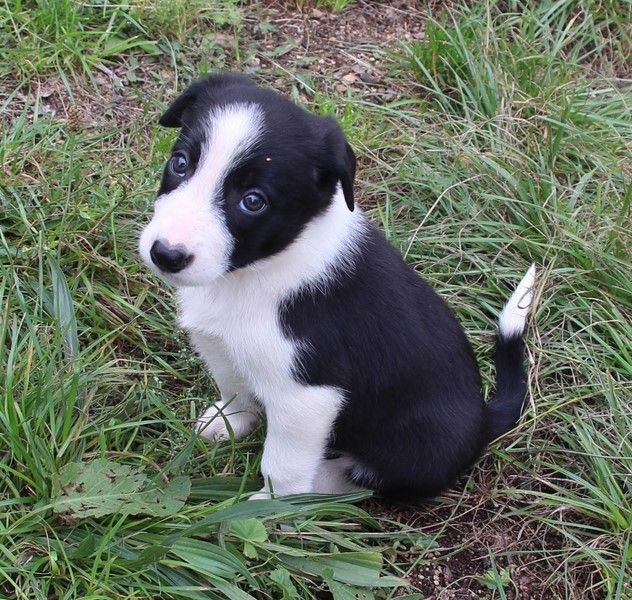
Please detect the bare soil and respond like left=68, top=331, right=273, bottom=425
left=362, top=477, right=606, bottom=599
left=240, top=0, right=427, bottom=101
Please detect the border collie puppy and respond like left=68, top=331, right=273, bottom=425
left=139, top=73, right=535, bottom=501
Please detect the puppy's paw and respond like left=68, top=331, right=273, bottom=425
left=248, top=488, right=272, bottom=501
left=195, top=403, right=258, bottom=441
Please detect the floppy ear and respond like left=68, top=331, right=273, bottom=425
left=320, top=117, right=357, bottom=211
left=159, top=80, right=206, bottom=128
left=338, top=139, right=356, bottom=211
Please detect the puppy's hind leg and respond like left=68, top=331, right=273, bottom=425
left=313, top=455, right=364, bottom=494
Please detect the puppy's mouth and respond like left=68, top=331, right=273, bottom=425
left=146, top=264, right=220, bottom=289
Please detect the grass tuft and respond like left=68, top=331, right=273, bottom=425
left=0, top=0, right=240, bottom=80
left=288, top=0, right=355, bottom=13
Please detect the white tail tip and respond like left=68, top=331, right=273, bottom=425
left=498, top=264, right=536, bottom=339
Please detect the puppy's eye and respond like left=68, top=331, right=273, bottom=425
left=239, top=191, right=267, bottom=214
left=169, top=151, right=189, bottom=177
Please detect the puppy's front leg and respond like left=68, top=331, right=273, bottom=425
left=251, top=387, right=342, bottom=499
left=190, top=331, right=259, bottom=441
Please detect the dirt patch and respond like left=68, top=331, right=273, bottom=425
left=0, top=67, right=147, bottom=132
left=367, top=465, right=607, bottom=600
left=239, top=0, right=427, bottom=101
left=1, top=1, right=429, bottom=129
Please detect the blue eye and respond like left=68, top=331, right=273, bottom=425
left=239, top=191, right=267, bottom=214
left=169, top=151, right=189, bottom=177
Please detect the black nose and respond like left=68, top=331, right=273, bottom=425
left=150, top=240, right=194, bottom=273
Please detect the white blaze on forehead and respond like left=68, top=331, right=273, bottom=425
left=196, top=103, right=265, bottom=199
left=138, top=103, right=265, bottom=287
left=168, top=103, right=265, bottom=216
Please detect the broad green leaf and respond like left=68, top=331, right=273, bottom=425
left=207, top=577, right=257, bottom=600
left=268, top=567, right=299, bottom=599
left=52, top=458, right=190, bottom=518
left=190, top=476, right=261, bottom=501
left=119, top=545, right=171, bottom=570
left=327, top=579, right=375, bottom=600
left=156, top=566, right=226, bottom=600
left=135, top=476, right=191, bottom=516
left=177, top=499, right=297, bottom=540
left=281, top=551, right=405, bottom=587
left=228, top=518, right=268, bottom=543
left=170, top=537, right=255, bottom=585
left=243, top=541, right=258, bottom=559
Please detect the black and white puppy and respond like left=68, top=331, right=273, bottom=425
left=139, top=73, right=535, bottom=501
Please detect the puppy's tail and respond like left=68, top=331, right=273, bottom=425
left=486, top=264, right=536, bottom=441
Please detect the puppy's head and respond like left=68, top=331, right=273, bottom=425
left=139, top=73, right=356, bottom=287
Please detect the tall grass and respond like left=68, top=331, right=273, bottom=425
left=359, top=1, right=631, bottom=594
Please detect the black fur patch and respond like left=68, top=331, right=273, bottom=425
left=281, top=227, right=489, bottom=500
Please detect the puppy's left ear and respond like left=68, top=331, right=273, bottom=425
left=338, top=139, right=357, bottom=212
left=320, top=117, right=356, bottom=211
left=159, top=80, right=206, bottom=128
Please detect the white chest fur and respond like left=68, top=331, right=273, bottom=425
left=177, top=268, right=298, bottom=398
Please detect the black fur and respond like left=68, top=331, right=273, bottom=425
left=487, top=334, right=528, bottom=440
left=281, top=227, right=503, bottom=500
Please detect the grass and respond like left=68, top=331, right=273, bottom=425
left=1, top=0, right=631, bottom=598
left=314, top=0, right=354, bottom=11
left=0, top=0, right=240, bottom=80
left=288, top=0, right=355, bottom=12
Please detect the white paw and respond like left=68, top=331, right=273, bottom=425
left=247, top=481, right=314, bottom=500
left=248, top=488, right=272, bottom=501
left=195, top=402, right=258, bottom=441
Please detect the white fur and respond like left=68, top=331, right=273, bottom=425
left=498, top=264, right=536, bottom=338
left=178, top=188, right=367, bottom=497
left=191, top=332, right=259, bottom=441
left=313, top=455, right=362, bottom=494
left=138, top=103, right=264, bottom=287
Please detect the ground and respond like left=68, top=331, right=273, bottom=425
left=1, top=1, right=631, bottom=599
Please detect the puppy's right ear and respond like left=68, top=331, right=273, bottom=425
left=159, top=81, right=205, bottom=128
